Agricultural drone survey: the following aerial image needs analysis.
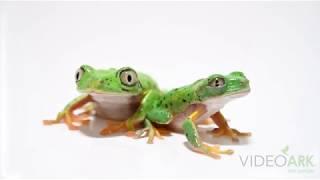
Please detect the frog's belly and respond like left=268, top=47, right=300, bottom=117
left=168, top=97, right=227, bottom=132
left=90, top=93, right=142, bottom=121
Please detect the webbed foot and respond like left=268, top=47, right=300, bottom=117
left=211, top=111, right=251, bottom=142
left=189, top=144, right=234, bottom=159
left=211, top=127, right=251, bottom=141
left=43, top=102, right=94, bottom=130
left=127, top=120, right=166, bottom=144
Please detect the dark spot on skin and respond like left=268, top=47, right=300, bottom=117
left=165, top=104, right=168, bottom=108
left=182, top=99, right=187, bottom=103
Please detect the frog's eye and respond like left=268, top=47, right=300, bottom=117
left=209, top=77, right=225, bottom=88
left=75, top=67, right=84, bottom=82
left=119, top=68, right=138, bottom=86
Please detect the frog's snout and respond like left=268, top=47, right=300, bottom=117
left=230, top=71, right=245, bottom=78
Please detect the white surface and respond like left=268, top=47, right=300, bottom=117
left=0, top=1, right=320, bottom=178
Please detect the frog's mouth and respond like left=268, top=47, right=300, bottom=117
left=223, top=87, right=250, bottom=99
left=88, top=91, right=140, bottom=97
left=79, top=88, right=140, bottom=97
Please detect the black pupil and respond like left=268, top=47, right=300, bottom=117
left=76, top=72, right=80, bottom=80
left=215, top=79, right=220, bottom=87
left=127, top=74, right=132, bottom=82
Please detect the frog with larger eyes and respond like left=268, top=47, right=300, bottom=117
left=124, top=71, right=251, bottom=158
left=43, top=65, right=159, bottom=132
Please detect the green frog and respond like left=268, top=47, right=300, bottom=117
left=43, top=65, right=159, bottom=133
left=125, top=71, right=251, bottom=158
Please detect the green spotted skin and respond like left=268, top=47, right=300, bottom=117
left=158, top=86, right=197, bottom=114
left=132, top=71, right=250, bottom=151
left=146, top=72, right=249, bottom=122
left=183, top=118, right=201, bottom=147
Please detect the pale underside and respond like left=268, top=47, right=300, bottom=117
left=89, top=92, right=142, bottom=121
left=89, top=89, right=249, bottom=131
left=168, top=89, right=250, bottom=132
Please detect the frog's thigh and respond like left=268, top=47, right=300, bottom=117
left=146, top=108, right=172, bottom=124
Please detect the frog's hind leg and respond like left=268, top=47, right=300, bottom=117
left=210, top=111, right=251, bottom=142
left=197, top=118, right=214, bottom=125
left=182, top=110, right=233, bottom=159
left=100, top=120, right=127, bottom=135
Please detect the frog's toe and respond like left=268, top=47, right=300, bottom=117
left=211, top=127, right=250, bottom=142
left=147, top=127, right=164, bottom=144
left=189, top=144, right=233, bottom=159
left=43, top=119, right=60, bottom=125
left=231, top=128, right=252, bottom=137
left=211, top=128, right=239, bottom=141
left=127, top=127, right=163, bottom=144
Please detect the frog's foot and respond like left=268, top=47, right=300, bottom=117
left=198, top=118, right=214, bottom=125
left=43, top=112, right=65, bottom=126
left=43, top=107, right=93, bottom=130
left=43, top=112, right=80, bottom=130
left=211, top=127, right=251, bottom=142
left=100, top=121, right=127, bottom=136
left=128, top=121, right=163, bottom=144
left=189, top=144, right=234, bottom=159
left=129, top=127, right=163, bottom=144
left=71, top=114, right=91, bottom=126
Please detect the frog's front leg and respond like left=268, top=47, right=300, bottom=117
left=99, top=106, right=145, bottom=135
left=183, top=109, right=233, bottom=159
left=131, top=119, right=164, bottom=144
left=43, top=94, right=93, bottom=130
left=210, top=111, right=251, bottom=141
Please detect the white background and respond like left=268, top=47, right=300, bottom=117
left=0, top=1, right=320, bottom=179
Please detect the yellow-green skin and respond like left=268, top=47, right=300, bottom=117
left=62, top=65, right=250, bottom=156
left=128, top=72, right=250, bottom=151
left=61, top=65, right=159, bottom=120
left=76, top=65, right=158, bottom=94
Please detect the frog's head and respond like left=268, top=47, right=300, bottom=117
left=194, top=71, right=250, bottom=101
left=75, top=65, right=143, bottom=95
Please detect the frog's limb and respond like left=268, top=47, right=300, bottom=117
left=43, top=94, right=92, bottom=130
left=100, top=120, right=127, bottom=135
left=99, top=107, right=146, bottom=135
left=131, top=106, right=174, bottom=143
left=182, top=110, right=233, bottom=159
left=126, top=106, right=171, bottom=143
left=210, top=111, right=251, bottom=141
left=198, top=118, right=214, bottom=125
left=131, top=119, right=163, bottom=144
